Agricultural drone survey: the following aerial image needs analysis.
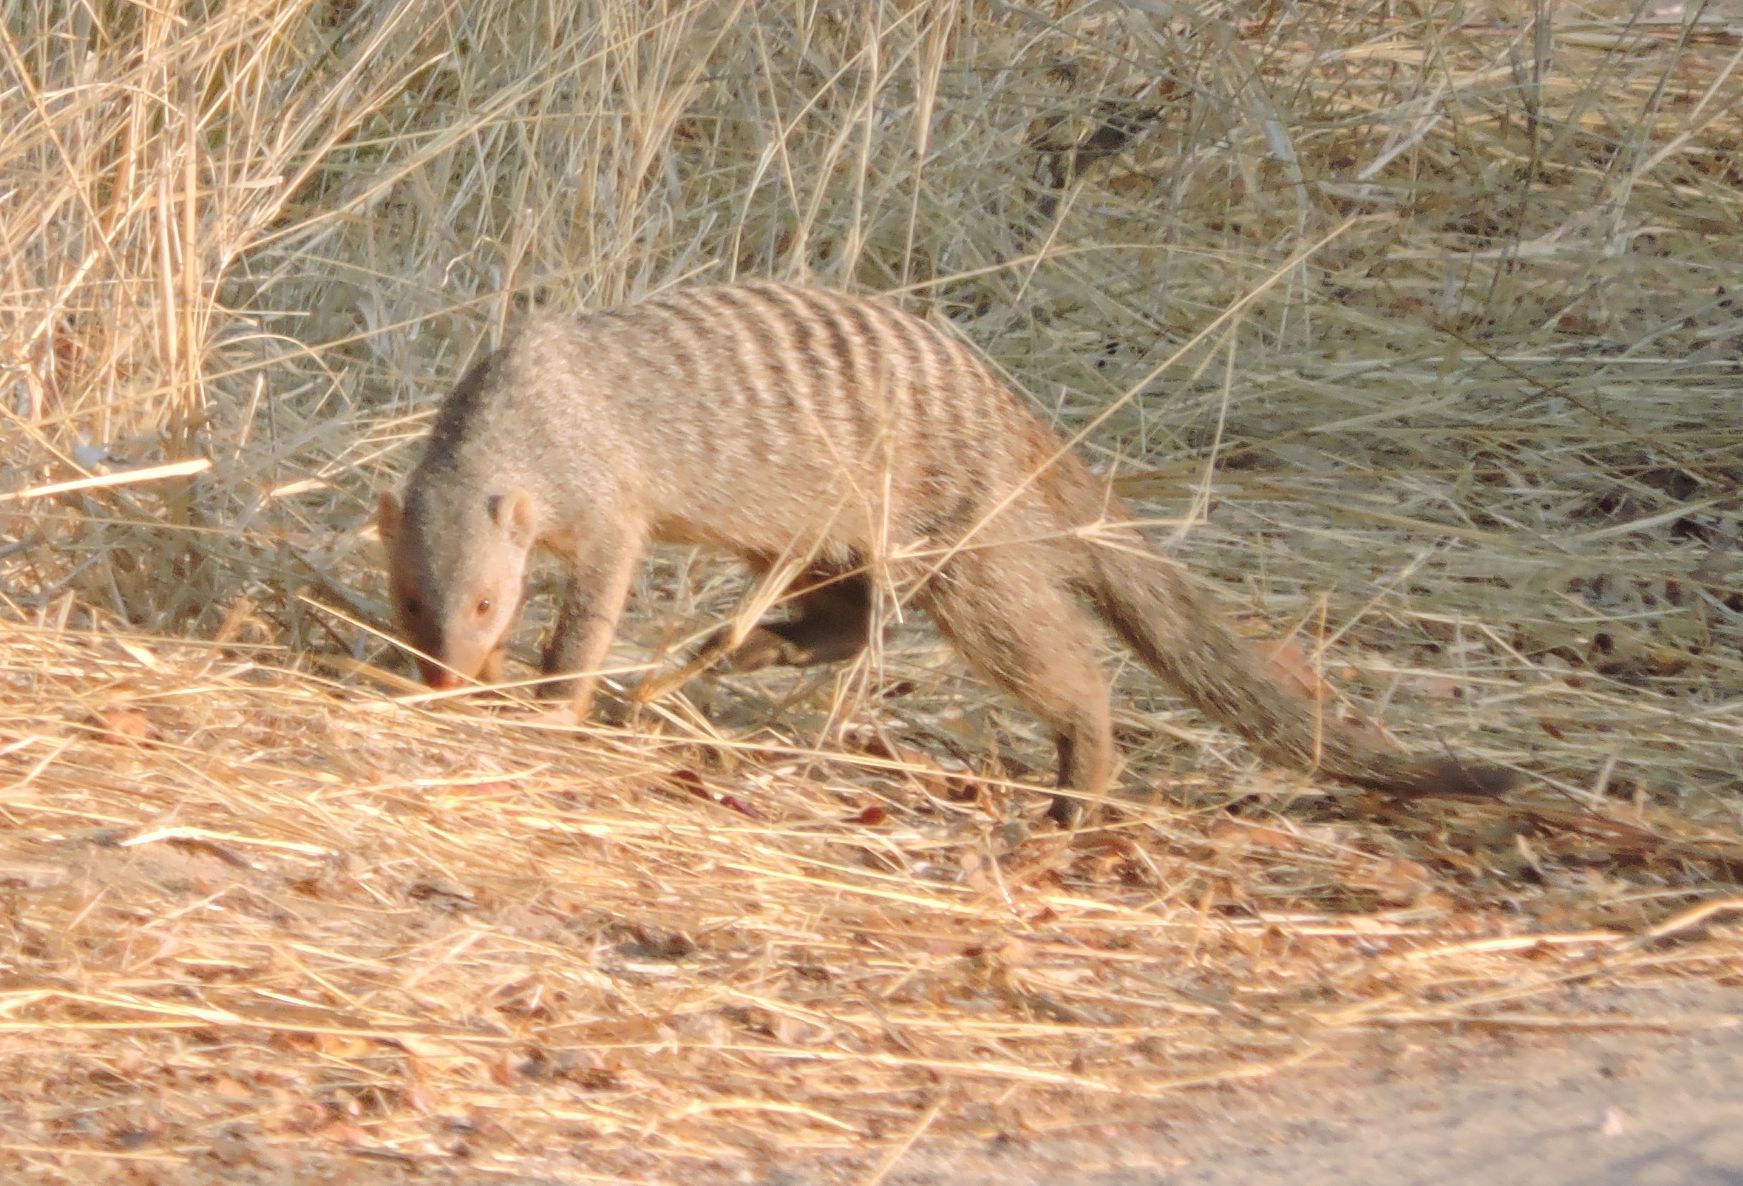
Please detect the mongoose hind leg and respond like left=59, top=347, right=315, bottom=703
left=709, top=566, right=873, bottom=673
left=918, top=548, right=1113, bottom=827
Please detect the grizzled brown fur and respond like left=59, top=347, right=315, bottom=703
left=378, top=281, right=1516, bottom=822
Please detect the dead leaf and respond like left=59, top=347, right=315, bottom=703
left=92, top=706, right=154, bottom=743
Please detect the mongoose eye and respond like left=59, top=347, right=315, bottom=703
left=403, top=596, right=423, bottom=619
left=474, top=597, right=492, bottom=617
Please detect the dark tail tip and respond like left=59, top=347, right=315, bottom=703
left=1391, top=755, right=1521, bottom=800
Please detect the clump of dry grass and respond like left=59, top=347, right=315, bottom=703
left=2, top=1, right=1741, bottom=1183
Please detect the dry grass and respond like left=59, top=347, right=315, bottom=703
left=3, top=1, right=1742, bottom=1182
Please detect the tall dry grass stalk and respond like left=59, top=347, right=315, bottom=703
left=2, top=1, right=1741, bottom=1182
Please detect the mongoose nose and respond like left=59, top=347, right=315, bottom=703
left=423, top=666, right=463, bottom=690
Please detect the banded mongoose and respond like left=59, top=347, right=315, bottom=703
left=378, top=281, right=1516, bottom=822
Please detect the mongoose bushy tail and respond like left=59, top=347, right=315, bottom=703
left=379, top=280, right=1517, bottom=822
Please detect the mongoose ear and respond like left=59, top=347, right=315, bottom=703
left=376, top=491, right=402, bottom=547
left=493, top=488, right=538, bottom=549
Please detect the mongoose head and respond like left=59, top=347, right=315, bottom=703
left=376, top=483, right=537, bottom=689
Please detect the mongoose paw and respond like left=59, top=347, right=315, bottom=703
left=529, top=702, right=582, bottom=728
left=1045, top=791, right=1085, bottom=829
left=704, top=625, right=797, bottom=673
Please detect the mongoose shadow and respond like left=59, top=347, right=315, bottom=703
left=377, top=281, right=1518, bottom=824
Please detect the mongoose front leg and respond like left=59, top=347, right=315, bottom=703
left=540, top=530, right=644, bottom=719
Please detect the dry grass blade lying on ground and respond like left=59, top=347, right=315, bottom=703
left=2, top=1, right=1741, bottom=1183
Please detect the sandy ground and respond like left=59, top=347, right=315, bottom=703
left=866, top=982, right=1743, bottom=1186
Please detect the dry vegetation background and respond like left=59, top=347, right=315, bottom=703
left=2, top=1, right=1742, bottom=1183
